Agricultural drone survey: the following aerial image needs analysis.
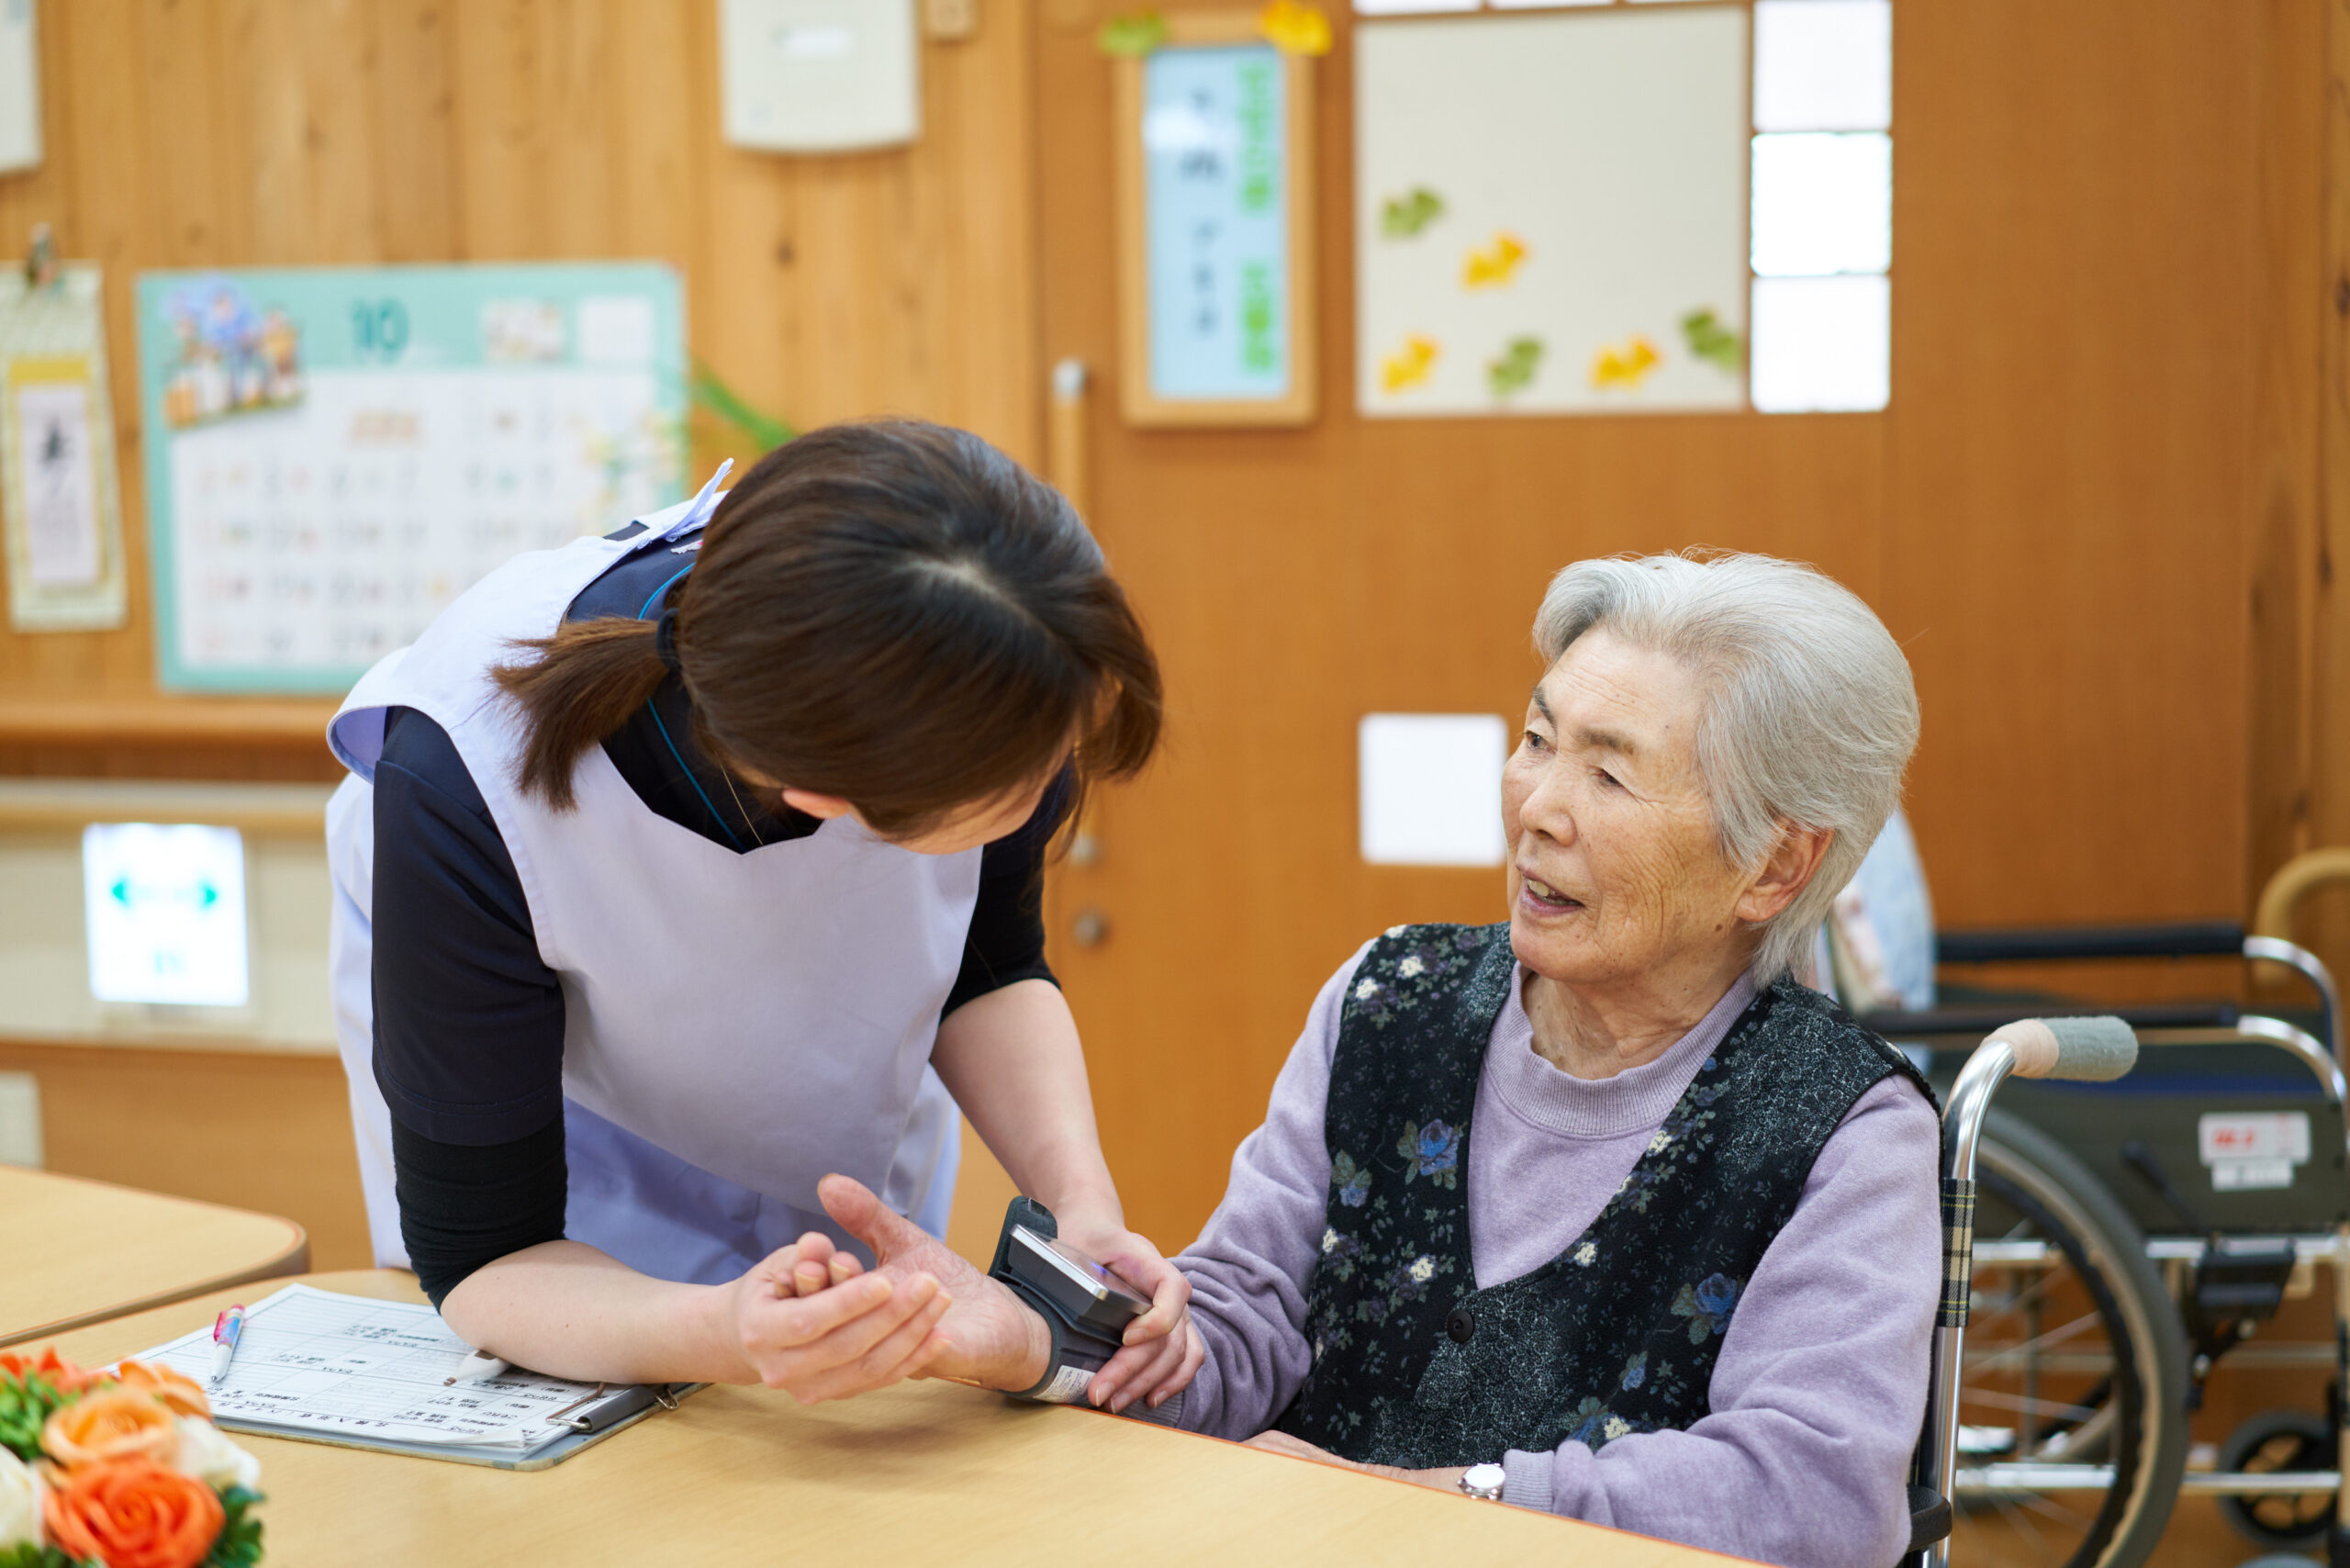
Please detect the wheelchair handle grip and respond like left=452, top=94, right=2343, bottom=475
left=1986, top=1015, right=2138, bottom=1081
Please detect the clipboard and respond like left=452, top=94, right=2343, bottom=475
left=127, top=1283, right=699, bottom=1471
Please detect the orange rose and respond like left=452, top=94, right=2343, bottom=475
left=113, top=1361, right=211, bottom=1422
left=44, top=1459, right=222, bottom=1568
left=42, top=1387, right=179, bottom=1470
left=0, top=1346, right=108, bottom=1395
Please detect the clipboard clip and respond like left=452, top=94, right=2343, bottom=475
left=543, top=1382, right=683, bottom=1434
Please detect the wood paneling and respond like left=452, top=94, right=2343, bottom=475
left=0, top=0, right=1039, bottom=768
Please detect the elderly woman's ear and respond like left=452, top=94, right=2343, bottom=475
left=1734, top=822, right=1836, bottom=927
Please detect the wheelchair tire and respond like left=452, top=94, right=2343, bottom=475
left=1953, top=1108, right=2192, bottom=1568
left=2216, top=1409, right=2336, bottom=1548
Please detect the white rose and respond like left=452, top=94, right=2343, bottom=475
left=0, top=1447, right=41, bottom=1550
left=1408, top=1255, right=1435, bottom=1282
left=174, top=1416, right=262, bottom=1492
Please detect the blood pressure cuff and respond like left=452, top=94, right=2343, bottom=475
left=987, top=1198, right=1185, bottom=1428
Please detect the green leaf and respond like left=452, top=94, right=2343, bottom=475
left=1096, top=11, right=1169, bottom=56
left=0, top=1372, right=68, bottom=1463
left=0, top=1543, right=102, bottom=1568
left=688, top=364, right=795, bottom=454
left=203, top=1485, right=268, bottom=1568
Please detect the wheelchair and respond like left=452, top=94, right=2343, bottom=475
left=1839, top=827, right=2350, bottom=1568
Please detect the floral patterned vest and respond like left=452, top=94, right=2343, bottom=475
left=1273, top=922, right=1934, bottom=1468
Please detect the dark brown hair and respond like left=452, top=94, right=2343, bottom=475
left=491, top=420, right=1161, bottom=836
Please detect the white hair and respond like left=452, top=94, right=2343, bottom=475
left=1531, top=552, right=1919, bottom=986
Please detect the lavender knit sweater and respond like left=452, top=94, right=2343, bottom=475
left=1171, top=943, right=1941, bottom=1568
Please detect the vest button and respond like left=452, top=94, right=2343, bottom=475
left=1446, top=1305, right=1475, bottom=1344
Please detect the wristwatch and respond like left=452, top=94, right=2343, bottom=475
left=1458, top=1462, right=1506, bottom=1502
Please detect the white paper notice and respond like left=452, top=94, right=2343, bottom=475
left=17, top=380, right=99, bottom=585
left=1359, top=712, right=1508, bottom=866
left=0, top=265, right=129, bottom=631
left=131, top=1284, right=601, bottom=1452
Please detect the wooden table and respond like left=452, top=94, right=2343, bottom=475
left=49, top=1271, right=1740, bottom=1568
left=0, top=1167, right=308, bottom=1346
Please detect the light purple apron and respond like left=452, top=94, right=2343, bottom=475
left=325, top=484, right=974, bottom=1283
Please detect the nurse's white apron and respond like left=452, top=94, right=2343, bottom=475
left=324, top=496, right=975, bottom=1283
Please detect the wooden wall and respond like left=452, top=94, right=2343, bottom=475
left=0, top=0, right=1040, bottom=730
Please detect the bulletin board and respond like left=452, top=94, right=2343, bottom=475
left=1355, top=6, right=1751, bottom=418
left=1114, top=11, right=1317, bottom=427
left=135, top=263, right=687, bottom=694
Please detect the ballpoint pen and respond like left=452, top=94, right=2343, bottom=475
left=208, top=1305, right=245, bottom=1384
left=446, top=1350, right=510, bottom=1385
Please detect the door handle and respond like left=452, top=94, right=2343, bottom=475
left=1070, top=906, right=1110, bottom=947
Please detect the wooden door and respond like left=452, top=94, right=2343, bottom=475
left=1035, top=0, right=2269, bottom=1250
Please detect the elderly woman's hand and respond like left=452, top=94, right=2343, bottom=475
left=1044, top=1215, right=1203, bottom=1413
left=818, top=1174, right=1054, bottom=1393
left=1243, top=1429, right=1470, bottom=1495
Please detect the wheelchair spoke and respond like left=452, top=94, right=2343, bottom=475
left=1960, top=1386, right=2104, bottom=1423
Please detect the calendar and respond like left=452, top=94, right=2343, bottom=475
left=136, top=263, right=687, bottom=693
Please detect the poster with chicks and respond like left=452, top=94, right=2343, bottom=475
left=1354, top=6, right=1751, bottom=418
left=137, top=263, right=687, bottom=693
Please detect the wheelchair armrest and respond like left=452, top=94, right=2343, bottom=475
left=1859, top=1002, right=2238, bottom=1039
left=1905, top=1484, right=1953, bottom=1556
left=1934, top=920, right=2246, bottom=964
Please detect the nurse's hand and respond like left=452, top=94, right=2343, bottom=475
left=818, top=1174, right=1052, bottom=1393
left=721, top=1234, right=955, bottom=1403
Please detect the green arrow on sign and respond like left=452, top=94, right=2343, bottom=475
left=111, top=876, right=131, bottom=907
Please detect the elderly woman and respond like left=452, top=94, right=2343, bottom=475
left=806, top=554, right=1939, bottom=1568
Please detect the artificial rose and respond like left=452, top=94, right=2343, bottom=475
left=116, top=1361, right=211, bottom=1422
left=0, top=1347, right=107, bottom=1396
left=0, top=1446, right=39, bottom=1549
left=42, top=1387, right=178, bottom=1470
left=170, top=1417, right=260, bottom=1492
left=43, top=1459, right=221, bottom=1568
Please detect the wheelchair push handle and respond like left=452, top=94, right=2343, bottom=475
left=1983, top=1014, right=2138, bottom=1081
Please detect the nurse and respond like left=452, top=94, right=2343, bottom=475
left=324, top=420, right=1187, bottom=1399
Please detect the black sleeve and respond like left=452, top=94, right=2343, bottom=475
left=943, top=767, right=1073, bottom=1015
left=372, top=708, right=572, bottom=1302
left=395, top=1120, right=569, bottom=1308
left=371, top=708, right=566, bottom=1143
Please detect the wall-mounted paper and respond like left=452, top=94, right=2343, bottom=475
left=1356, top=6, right=1751, bottom=417
left=0, top=266, right=129, bottom=631
left=720, top=0, right=921, bottom=151
left=1360, top=712, right=1508, bottom=867
left=1143, top=44, right=1292, bottom=401
left=0, top=0, right=39, bottom=175
left=135, top=263, right=686, bottom=693
left=84, top=823, right=250, bottom=1010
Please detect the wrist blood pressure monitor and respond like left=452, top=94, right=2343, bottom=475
left=986, top=1197, right=1178, bottom=1424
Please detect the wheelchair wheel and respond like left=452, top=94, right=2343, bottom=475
left=2216, top=1410, right=2335, bottom=1548
left=1952, top=1108, right=2192, bottom=1568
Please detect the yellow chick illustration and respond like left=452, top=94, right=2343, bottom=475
left=1463, top=233, right=1528, bottom=289
left=1258, top=0, right=1332, bottom=55
left=1590, top=335, right=1662, bottom=390
left=1381, top=335, right=1440, bottom=393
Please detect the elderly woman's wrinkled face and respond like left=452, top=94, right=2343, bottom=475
left=1503, top=630, right=1759, bottom=990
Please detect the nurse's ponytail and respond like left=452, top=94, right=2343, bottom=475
left=492, top=420, right=1163, bottom=834
left=488, top=617, right=672, bottom=809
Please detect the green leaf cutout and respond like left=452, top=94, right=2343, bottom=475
left=1379, top=187, right=1445, bottom=240
left=1097, top=12, right=1169, bottom=56
left=1488, top=335, right=1545, bottom=398
left=1680, top=308, right=1742, bottom=373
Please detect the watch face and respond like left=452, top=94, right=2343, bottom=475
left=1461, top=1462, right=1507, bottom=1497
